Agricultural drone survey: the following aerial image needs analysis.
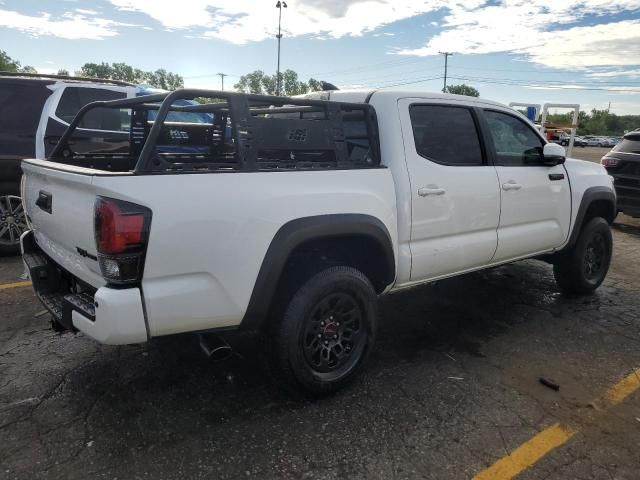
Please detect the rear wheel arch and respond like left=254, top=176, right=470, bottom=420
left=241, top=214, right=395, bottom=331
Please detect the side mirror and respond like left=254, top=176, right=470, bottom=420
left=542, top=143, right=566, bottom=166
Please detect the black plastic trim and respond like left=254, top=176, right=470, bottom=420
left=563, top=186, right=616, bottom=251
left=240, top=214, right=395, bottom=331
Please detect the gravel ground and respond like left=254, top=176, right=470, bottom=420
left=1, top=146, right=639, bottom=479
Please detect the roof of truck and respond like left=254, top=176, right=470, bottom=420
left=315, top=89, right=509, bottom=109
left=0, top=71, right=135, bottom=87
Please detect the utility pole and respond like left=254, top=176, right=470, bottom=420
left=439, top=51, right=453, bottom=93
left=275, top=1, right=287, bottom=96
left=217, top=72, right=227, bottom=91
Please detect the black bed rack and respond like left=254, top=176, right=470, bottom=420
left=49, top=88, right=381, bottom=174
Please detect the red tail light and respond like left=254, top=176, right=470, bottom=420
left=600, top=156, right=620, bottom=168
left=94, top=197, right=151, bottom=285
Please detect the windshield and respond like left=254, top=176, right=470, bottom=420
left=147, top=98, right=212, bottom=124
left=136, top=86, right=212, bottom=124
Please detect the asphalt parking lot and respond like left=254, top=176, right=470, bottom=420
left=2, top=147, right=639, bottom=480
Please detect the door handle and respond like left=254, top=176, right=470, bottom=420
left=418, top=186, right=446, bottom=197
left=502, top=181, right=522, bottom=191
left=548, top=173, right=565, bottom=181
left=36, top=190, right=52, bottom=214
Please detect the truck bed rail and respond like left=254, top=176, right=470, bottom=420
left=48, top=89, right=381, bottom=174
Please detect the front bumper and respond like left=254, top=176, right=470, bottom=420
left=21, top=230, right=148, bottom=345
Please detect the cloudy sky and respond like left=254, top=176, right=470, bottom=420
left=1, top=0, right=639, bottom=114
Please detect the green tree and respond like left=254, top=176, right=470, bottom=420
left=144, top=69, right=183, bottom=90
left=77, top=62, right=184, bottom=90
left=234, top=69, right=327, bottom=96
left=110, top=62, right=137, bottom=82
left=234, top=70, right=270, bottom=94
left=78, top=62, right=113, bottom=79
left=282, top=70, right=308, bottom=96
left=444, top=84, right=480, bottom=97
left=57, top=69, right=70, bottom=76
left=0, top=50, right=37, bottom=73
left=0, top=50, right=21, bottom=72
left=546, top=109, right=639, bottom=136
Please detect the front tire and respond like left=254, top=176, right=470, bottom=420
left=553, top=217, right=612, bottom=294
left=271, top=266, right=378, bottom=396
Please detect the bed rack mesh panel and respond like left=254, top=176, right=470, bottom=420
left=48, top=89, right=381, bottom=174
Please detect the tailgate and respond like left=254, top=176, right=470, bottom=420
left=22, top=160, right=105, bottom=287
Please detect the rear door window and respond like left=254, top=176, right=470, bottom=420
left=55, top=87, right=126, bottom=131
left=409, top=104, right=484, bottom=166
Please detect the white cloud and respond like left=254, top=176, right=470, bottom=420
left=586, top=69, right=640, bottom=78
left=0, top=8, right=133, bottom=39
left=526, top=84, right=640, bottom=93
left=525, top=20, right=640, bottom=69
left=109, top=0, right=484, bottom=44
left=396, top=1, right=640, bottom=69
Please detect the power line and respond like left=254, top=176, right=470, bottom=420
left=447, top=75, right=640, bottom=93
left=300, top=56, right=437, bottom=79
left=183, top=72, right=240, bottom=79
left=375, top=75, right=444, bottom=89
left=327, top=66, right=442, bottom=85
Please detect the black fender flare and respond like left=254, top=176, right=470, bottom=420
left=564, top=186, right=616, bottom=250
left=240, top=214, right=395, bottom=331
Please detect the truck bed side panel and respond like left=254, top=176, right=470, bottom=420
left=89, top=169, right=397, bottom=336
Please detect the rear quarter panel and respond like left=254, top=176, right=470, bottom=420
left=92, top=169, right=397, bottom=337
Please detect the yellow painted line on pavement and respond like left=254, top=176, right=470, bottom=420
left=472, top=368, right=640, bottom=480
left=0, top=280, right=32, bottom=290
left=605, top=369, right=640, bottom=406
left=473, top=423, right=575, bottom=480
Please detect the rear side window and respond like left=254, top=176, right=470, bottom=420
left=612, top=136, right=640, bottom=154
left=55, top=87, right=126, bottom=130
left=484, top=110, right=545, bottom=166
left=409, top=105, right=483, bottom=166
left=0, top=81, right=52, bottom=134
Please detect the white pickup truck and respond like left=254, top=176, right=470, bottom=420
left=20, top=88, right=616, bottom=395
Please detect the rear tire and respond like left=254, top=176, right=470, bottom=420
left=270, top=266, right=378, bottom=397
left=553, top=217, right=612, bottom=294
left=0, top=186, right=26, bottom=257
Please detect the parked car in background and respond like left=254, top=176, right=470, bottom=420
left=601, top=129, right=640, bottom=218
left=573, top=136, right=587, bottom=147
left=598, top=137, right=618, bottom=148
left=0, top=72, right=135, bottom=255
left=0, top=74, right=213, bottom=255
left=582, top=136, right=600, bottom=146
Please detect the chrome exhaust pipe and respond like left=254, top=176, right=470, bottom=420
left=198, top=332, right=233, bottom=361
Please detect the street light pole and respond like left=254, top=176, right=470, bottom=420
left=275, top=1, right=287, bottom=96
